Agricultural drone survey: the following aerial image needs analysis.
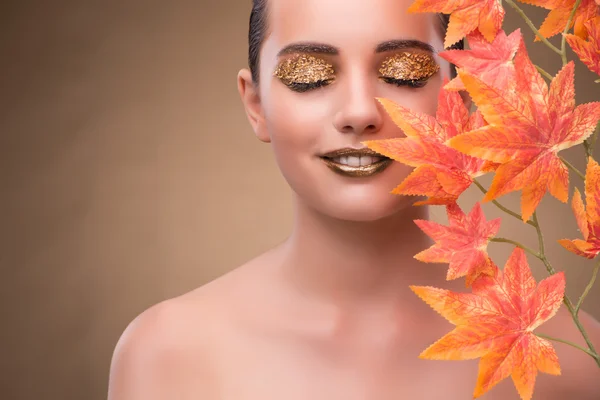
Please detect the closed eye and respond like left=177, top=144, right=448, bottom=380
left=286, top=79, right=334, bottom=93
left=380, top=76, right=428, bottom=89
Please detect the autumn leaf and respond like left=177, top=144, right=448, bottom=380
left=447, top=38, right=600, bottom=221
left=407, top=0, right=505, bottom=47
left=411, top=248, right=565, bottom=400
left=413, top=202, right=501, bottom=286
left=363, top=86, right=495, bottom=206
left=565, top=17, right=600, bottom=77
left=440, top=28, right=521, bottom=92
left=518, top=0, right=599, bottom=40
left=558, top=157, right=600, bottom=258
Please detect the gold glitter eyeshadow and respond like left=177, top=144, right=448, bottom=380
left=273, top=55, right=335, bottom=85
left=379, top=52, right=440, bottom=81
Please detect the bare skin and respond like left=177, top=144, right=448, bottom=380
left=108, top=244, right=600, bottom=399
left=108, top=0, right=600, bottom=399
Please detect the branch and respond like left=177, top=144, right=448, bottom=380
left=576, top=258, right=600, bottom=315
left=472, top=179, right=536, bottom=226
left=561, top=0, right=583, bottom=66
left=535, top=65, right=553, bottom=81
left=490, top=237, right=540, bottom=259
left=532, top=212, right=549, bottom=269
left=536, top=333, right=600, bottom=360
left=504, top=0, right=562, bottom=55
left=560, top=155, right=585, bottom=181
left=532, top=212, right=600, bottom=367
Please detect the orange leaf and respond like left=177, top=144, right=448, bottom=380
left=447, top=38, right=600, bottom=221
left=407, top=0, right=505, bottom=47
left=363, top=87, right=493, bottom=205
left=558, top=158, right=600, bottom=258
left=519, top=0, right=599, bottom=40
left=391, top=165, right=470, bottom=205
left=565, top=17, right=600, bottom=77
left=440, top=29, right=522, bottom=92
left=411, top=248, right=565, bottom=400
left=414, top=202, right=500, bottom=286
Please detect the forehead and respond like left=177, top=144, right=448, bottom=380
left=266, top=0, right=442, bottom=53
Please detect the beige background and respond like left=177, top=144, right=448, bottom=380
left=1, top=1, right=598, bottom=399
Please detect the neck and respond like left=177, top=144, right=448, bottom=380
left=279, top=197, right=448, bottom=307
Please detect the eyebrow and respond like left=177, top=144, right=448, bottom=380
left=375, top=39, right=436, bottom=54
left=276, top=39, right=435, bottom=57
left=277, top=42, right=339, bottom=57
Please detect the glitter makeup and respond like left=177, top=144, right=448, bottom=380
left=273, top=55, right=335, bottom=92
left=379, top=52, right=440, bottom=83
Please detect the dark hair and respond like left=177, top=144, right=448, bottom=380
left=248, top=0, right=464, bottom=84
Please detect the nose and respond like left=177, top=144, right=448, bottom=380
left=333, top=76, right=383, bottom=135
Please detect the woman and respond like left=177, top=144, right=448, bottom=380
left=107, top=0, right=600, bottom=398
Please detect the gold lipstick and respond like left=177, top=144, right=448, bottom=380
left=320, top=148, right=393, bottom=177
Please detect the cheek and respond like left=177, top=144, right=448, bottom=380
left=260, top=86, right=330, bottom=200
left=264, top=85, right=333, bottom=158
left=381, top=76, right=443, bottom=117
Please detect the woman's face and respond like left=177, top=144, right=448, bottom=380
left=239, top=0, right=453, bottom=222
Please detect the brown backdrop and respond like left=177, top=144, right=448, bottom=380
left=1, top=1, right=598, bottom=399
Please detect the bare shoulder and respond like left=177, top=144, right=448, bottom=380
left=535, top=306, right=600, bottom=399
left=107, top=255, right=270, bottom=400
left=107, top=293, right=219, bottom=399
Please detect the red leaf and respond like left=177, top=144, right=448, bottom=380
left=363, top=86, right=493, bottom=205
left=565, top=17, right=600, bottom=77
left=440, top=29, right=522, bottom=92
left=558, top=157, right=600, bottom=258
left=407, top=0, right=505, bottom=47
left=411, top=248, right=565, bottom=400
left=447, top=38, right=600, bottom=221
left=519, top=0, right=599, bottom=40
left=414, top=202, right=501, bottom=286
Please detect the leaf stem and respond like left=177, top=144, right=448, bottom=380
left=560, top=155, right=585, bottom=181
left=535, top=65, right=553, bottom=81
left=490, top=237, right=540, bottom=258
left=576, top=258, right=600, bottom=315
left=472, top=179, right=536, bottom=226
left=504, top=0, right=563, bottom=55
left=563, top=298, right=600, bottom=367
left=532, top=212, right=600, bottom=367
left=532, top=212, right=546, bottom=262
left=561, top=0, right=583, bottom=66
left=536, top=333, right=600, bottom=360
left=591, top=125, right=599, bottom=155
left=585, top=121, right=600, bottom=161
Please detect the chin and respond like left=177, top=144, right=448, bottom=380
left=329, top=164, right=420, bottom=222
left=294, top=180, right=417, bottom=222
left=321, top=192, right=416, bottom=222
left=285, top=160, right=422, bottom=222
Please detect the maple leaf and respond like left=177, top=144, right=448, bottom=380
left=411, top=248, right=565, bottom=400
left=413, top=202, right=501, bottom=286
left=558, top=157, right=600, bottom=258
left=565, top=17, right=600, bottom=77
left=363, top=86, right=496, bottom=206
left=440, top=29, right=521, bottom=92
left=518, top=0, right=599, bottom=40
left=406, top=0, right=505, bottom=48
left=447, top=37, right=600, bottom=221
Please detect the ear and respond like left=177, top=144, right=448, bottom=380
left=237, top=68, right=270, bottom=143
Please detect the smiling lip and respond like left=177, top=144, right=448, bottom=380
left=320, top=147, right=393, bottom=177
